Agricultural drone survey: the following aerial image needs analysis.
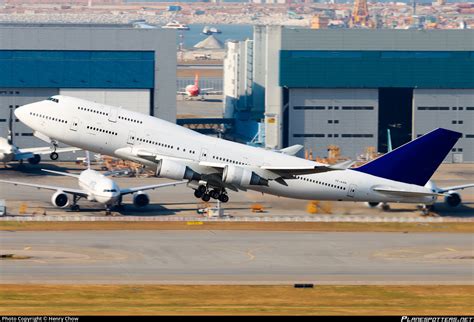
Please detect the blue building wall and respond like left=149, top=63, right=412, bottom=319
left=0, top=50, right=155, bottom=88
left=280, top=51, right=474, bottom=88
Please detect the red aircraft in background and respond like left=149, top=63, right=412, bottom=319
left=178, top=74, right=221, bottom=100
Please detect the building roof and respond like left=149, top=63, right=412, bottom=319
left=194, top=35, right=224, bottom=49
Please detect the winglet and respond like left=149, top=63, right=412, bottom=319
left=353, top=128, right=462, bottom=186
left=278, top=144, right=304, bottom=156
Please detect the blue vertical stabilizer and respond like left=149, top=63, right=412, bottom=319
left=354, top=128, right=462, bottom=186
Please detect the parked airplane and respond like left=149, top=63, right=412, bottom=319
left=0, top=159, right=186, bottom=215
left=0, top=108, right=80, bottom=165
left=14, top=96, right=474, bottom=214
left=177, top=74, right=221, bottom=100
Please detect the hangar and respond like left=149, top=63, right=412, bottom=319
left=224, top=27, right=474, bottom=162
left=0, top=24, right=176, bottom=156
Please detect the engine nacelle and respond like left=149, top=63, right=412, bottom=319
left=133, top=192, right=150, bottom=207
left=444, top=192, right=461, bottom=207
left=366, top=202, right=380, bottom=208
left=156, top=159, right=200, bottom=181
left=222, top=165, right=268, bottom=187
left=27, top=154, right=41, bottom=165
left=51, top=191, right=69, bottom=208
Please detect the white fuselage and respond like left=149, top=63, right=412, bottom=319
left=77, top=169, right=121, bottom=205
left=16, top=96, right=437, bottom=204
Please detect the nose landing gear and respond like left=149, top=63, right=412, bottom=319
left=49, top=140, right=59, bottom=160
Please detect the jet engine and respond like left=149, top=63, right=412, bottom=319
left=366, top=202, right=380, bottom=208
left=222, top=165, right=268, bottom=187
left=444, top=192, right=462, bottom=207
left=133, top=192, right=150, bottom=207
left=27, top=154, right=41, bottom=165
left=156, top=159, right=200, bottom=181
left=51, top=191, right=69, bottom=208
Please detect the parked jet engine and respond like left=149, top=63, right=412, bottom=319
left=51, top=191, right=69, bottom=208
left=133, top=192, right=150, bottom=207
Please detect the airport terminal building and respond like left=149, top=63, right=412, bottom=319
left=224, top=27, right=474, bottom=162
left=0, top=24, right=176, bottom=154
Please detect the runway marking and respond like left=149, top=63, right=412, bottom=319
left=445, top=248, right=457, bottom=252
left=246, top=249, right=256, bottom=261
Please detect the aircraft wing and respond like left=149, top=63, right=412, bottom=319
left=42, top=169, right=81, bottom=179
left=372, top=187, right=443, bottom=197
left=199, top=162, right=344, bottom=177
left=0, top=179, right=88, bottom=197
left=437, top=183, right=474, bottom=193
left=260, top=165, right=341, bottom=176
left=120, top=180, right=188, bottom=195
left=201, top=89, right=222, bottom=95
left=19, top=146, right=81, bottom=155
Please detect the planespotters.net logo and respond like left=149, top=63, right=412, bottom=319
left=402, top=317, right=474, bottom=322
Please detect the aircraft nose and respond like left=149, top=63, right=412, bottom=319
left=14, top=103, right=32, bottom=123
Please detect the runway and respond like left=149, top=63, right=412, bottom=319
left=1, top=231, right=472, bottom=284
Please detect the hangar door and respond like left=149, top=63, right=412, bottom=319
left=413, top=89, right=474, bottom=163
left=0, top=88, right=58, bottom=147
left=288, top=88, right=378, bottom=159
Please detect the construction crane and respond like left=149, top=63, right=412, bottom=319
left=350, top=0, right=372, bottom=28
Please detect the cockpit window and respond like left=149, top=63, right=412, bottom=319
left=47, top=97, right=59, bottom=103
left=103, top=189, right=117, bottom=192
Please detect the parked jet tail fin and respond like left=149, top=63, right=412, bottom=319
left=353, top=128, right=462, bottom=186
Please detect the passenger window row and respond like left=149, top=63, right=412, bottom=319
left=78, top=106, right=108, bottom=116
left=211, top=155, right=249, bottom=166
left=296, top=175, right=346, bottom=190
left=29, top=112, right=67, bottom=124
left=86, top=125, right=117, bottom=136
left=119, top=115, right=142, bottom=124
left=132, top=136, right=196, bottom=154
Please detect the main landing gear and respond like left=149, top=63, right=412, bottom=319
left=194, top=185, right=229, bottom=203
left=420, top=204, right=435, bottom=216
left=70, top=195, right=81, bottom=212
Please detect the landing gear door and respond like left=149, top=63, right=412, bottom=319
left=108, top=106, right=118, bottom=123
left=347, top=184, right=357, bottom=198
left=127, top=131, right=135, bottom=145
left=70, top=117, right=79, bottom=131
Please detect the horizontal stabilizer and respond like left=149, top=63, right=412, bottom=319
left=373, top=187, right=442, bottom=197
left=354, top=128, right=462, bottom=186
left=437, top=183, right=474, bottom=193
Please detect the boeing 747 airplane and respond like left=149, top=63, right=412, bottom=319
left=14, top=96, right=474, bottom=214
